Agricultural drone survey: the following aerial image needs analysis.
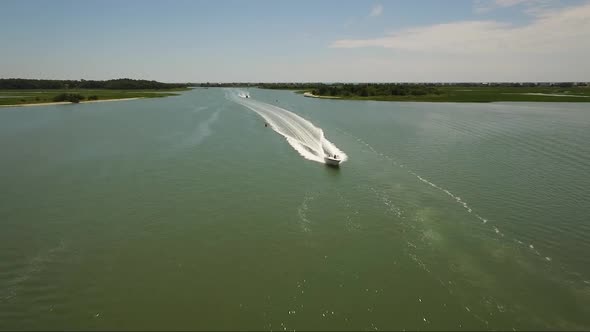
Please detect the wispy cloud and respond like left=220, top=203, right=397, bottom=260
left=331, top=2, right=590, bottom=55
left=474, top=0, right=561, bottom=14
left=369, top=3, right=383, bottom=17
left=495, top=0, right=534, bottom=7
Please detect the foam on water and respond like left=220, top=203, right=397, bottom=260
left=297, top=193, right=314, bottom=232
left=1, top=241, right=66, bottom=302
left=228, top=89, right=347, bottom=164
left=185, top=107, right=221, bottom=147
left=334, top=128, right=560, bottom=265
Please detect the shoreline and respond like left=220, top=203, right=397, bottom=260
left=300, top=92, right=590, bottom=103
left=0, top=97, right=142, bottom=108
left=302, top=92, right=341, bottom=99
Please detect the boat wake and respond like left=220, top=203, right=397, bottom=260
left=228, top=89, right=347, bottom=164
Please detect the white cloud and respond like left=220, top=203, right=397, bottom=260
left=369, top=3, right=383, bottom=17
left=324, top=2, right=590, bottom=81
left=331, top=2, right=590, bottom=55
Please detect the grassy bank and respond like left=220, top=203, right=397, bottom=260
left=0, top=88, right=189, bottom=106
left=299, top=86, right=590, bottom=102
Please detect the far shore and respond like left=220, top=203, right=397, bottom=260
left=0, top=97, right=142, bottom=108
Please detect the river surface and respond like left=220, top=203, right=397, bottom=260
left=1, top=88, right=589, bottom=330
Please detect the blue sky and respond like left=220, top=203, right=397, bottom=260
left=1, top=0, right=589, bottom=82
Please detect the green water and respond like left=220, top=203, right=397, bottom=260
left=1, top=88, right=589, bottom=330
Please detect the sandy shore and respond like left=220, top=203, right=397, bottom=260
left=0, top=97, right=142, bottom=108
left=81, top=97, right=142, bottom=103
left=303, top=92, right=340, bottom=99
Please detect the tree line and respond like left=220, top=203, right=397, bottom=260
left=196, top=82, right=440, bottom=96
left=0, top=78, right=189, bottom=89
left=197, top=82, right=589, bottom=89
left=309, top=83, right=441, bottom=97
left=197, top=82, right=258, bottom=88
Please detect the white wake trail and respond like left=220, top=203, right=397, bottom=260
left=228, top=89, right=347, bottom=164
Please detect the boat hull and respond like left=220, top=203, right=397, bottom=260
left=324, top=157, right=341, bottom=167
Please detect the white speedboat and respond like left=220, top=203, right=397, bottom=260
left=324, top=155, right=341, bottom=167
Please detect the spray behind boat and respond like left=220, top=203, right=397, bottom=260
left=229, top=89, right=346, bottom=166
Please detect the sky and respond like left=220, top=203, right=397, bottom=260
left=1, top=0, right=589, bottom=82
